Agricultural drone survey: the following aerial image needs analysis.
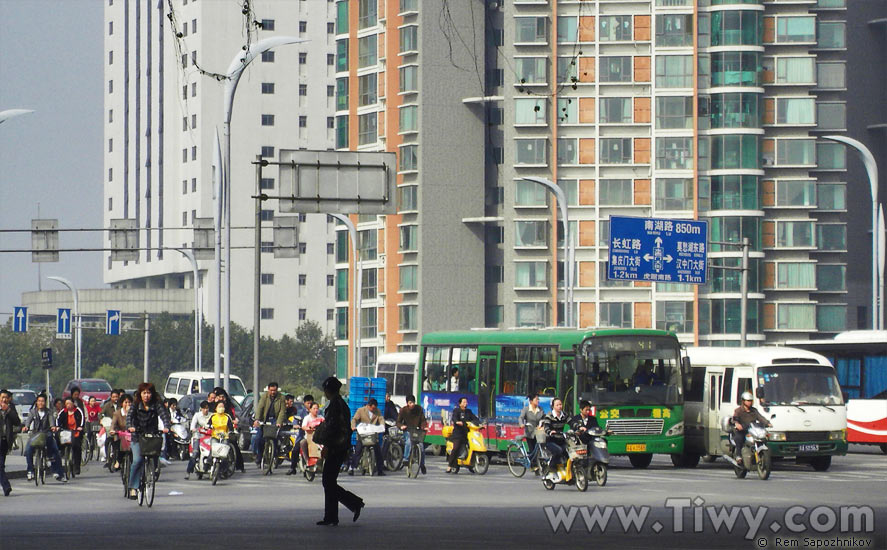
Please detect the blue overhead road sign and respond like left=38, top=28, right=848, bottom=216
left=106, top=310, right=121, bottom=335
left=57, top=308, right=72, bottom=338
left=13, top=307, right=28, bottom=333
left=607, top=216, right=708, bottom=284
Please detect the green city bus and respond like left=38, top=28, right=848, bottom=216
left=417, top=328, right=688, bottom=468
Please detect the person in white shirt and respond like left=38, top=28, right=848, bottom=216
left=184, top=401, right=212, bottom=480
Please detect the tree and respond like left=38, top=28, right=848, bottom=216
left=92, top=363, right=143, bottom=389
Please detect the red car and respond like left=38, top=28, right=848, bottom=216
left=62, top=379, right=113, bottom=403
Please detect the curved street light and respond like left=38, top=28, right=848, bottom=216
left=0, top=109, right=34, bottom=125
left=331, top=214, right=360, bottom=379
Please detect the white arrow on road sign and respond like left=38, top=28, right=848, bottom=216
left=13, top=307, right=28, bottom=333
left=106, top=310, right=121, bottom=335
left=56, top=308, right=72, bottom=339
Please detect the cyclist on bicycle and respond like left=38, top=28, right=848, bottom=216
left=350, top=399, right=386, bottom=476
left=286, top=394, right=313, bottom=475
left=57, top=397, right=85, bottom=476
left=108, top=394, right=132, bottom=471
left=397, top=394, right=428, bottom=474
left=540, top=398, right=569, bottom=482
left=125, top=383, right=170, bottom=500
left=69, top=387, right=86, bottom=417
left=85, top=396, right=101, bottom=423
left=101, top=389, right=121, bottom=419
left=250, top=382, right=285, bottom=466
left=21, top=393, right=66, bottom=482
left=185, top=400, right=212, bottom=480
left=519, top=393, right=545, bottom=474
left=284, top=394, right=298, bottom=420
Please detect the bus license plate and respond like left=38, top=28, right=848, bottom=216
left=799, top=444, right=819, bottom=452
left=626, top=444, right=647, bottom=452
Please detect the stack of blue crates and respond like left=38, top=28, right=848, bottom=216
left=348, top=377, right=387, bottom=446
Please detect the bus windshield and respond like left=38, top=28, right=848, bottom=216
left=758, top=366, right=844, bottom=406
left=579, top=336, right=683, bottom=405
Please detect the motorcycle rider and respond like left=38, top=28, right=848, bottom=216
left=569, top=400, right=603, bottom=444
left=541, top=398, right=569, bottom=482
left=350, top=398, right=385, bottom=476
left=251, top=382, right=286, bottom=466
left=446, top=397, right=479, bottom=474
left=21, top=393, right=67, bottom=483
left=397, top=394, right=428, bottom=474
left=185, top=400, right=212, bottom=480
left=212, top=388, right=244, bottom=472
left=284, top=395, right=299, bottom=420
left=731, top=391, right=772, bottom=463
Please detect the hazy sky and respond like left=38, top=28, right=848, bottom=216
left=0, top=0, right=104, bottom=321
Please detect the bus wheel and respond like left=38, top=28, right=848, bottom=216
left=880, top=444, right=887, bottom=455
left=628, top=453, right=653, bottom=469
left=810, top=456, right=831, bottom=472
left=670, top=453, right=699, bottom=468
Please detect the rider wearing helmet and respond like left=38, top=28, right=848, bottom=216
left=731, top=391, right=772, bottom=462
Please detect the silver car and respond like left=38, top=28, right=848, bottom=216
left=10, top=389, right=38, bottom=428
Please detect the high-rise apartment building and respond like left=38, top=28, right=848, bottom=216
left=334, top=1, right=887, bottom=376
left=103, top=0, right=341, bottom=338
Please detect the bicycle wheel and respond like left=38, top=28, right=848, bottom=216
left=407, top=445, right=420, bottom=478
left=81, top=435, right=91, bottom=466
left=34, top=448, right=43, bottom=486
left=121, top=454, right=131, bottom=497
left=386, top=442, right=403, bottom=471
left=263, top=441, right=275, bottom=475
left=506, top=444, right=527, bottom=478
left=146, top=458, right=156, bottom=507
left=211, top=459, right=220, bottom=486
left=64, top=446, right=74, bottom=480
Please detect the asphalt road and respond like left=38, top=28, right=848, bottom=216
left=1, top=446, right=884, bottom=550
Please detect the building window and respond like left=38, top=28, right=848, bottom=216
left=514, top=98, right=547, bottom=125
left=600, top=97, right=631, bottom=124
left=817, top=62, right=845, bottom=89
left=400, top=65, right=418, bottom=93
left=328, top=22, right=335, bottom=34
left=600, top=303, right=632, bottom=328
left=399, top=225, right=418, bottom=252
left=599, top=179, right=632, bottom=206
left=191, top=146, right=197, bottom=161
left=656, top=137, right=693, bottom=170
left=514, top=180, right=548, bottom=207
left=557, top=16, right=578, bottom=43
left=299, top=116, right=307, bottom=128
left=702, top=175, right=759, bottom=210
left=327, top=309, right=335, bottom=321
left=777, top=304, right=815, bottom=330
left=816, top=142, right=846, bottom=169
left=776, top=98, right=815, bottom=125
left=108, top=197, right=113, bottom=211
left=817, top=224, right=846, bottom=250
left=109, top=109, right=113, bottom=123
left=775, top=57, right=814, bottom=84
left=557, top=179, right=579, bottom=206
left=776, top=17, right=815, bottom=43
left=358, top=113, right=377, bottom=145
left=710, top=135, right=759, bottom=170
left=818, top=21, right=845, bottom=48
left=397, top=185, right=418, bottom=211
left=515, top=139, right=548, bottom=165
left=299, top=21, right=307, bottom=33
left=817, top=103, right=845, bottom=130
left=297, top=274, right=306, bottom=286
left=656, top=301, right=694, bottom=333
left=516, top=303, right=548, bottom=328
left=358, top=0, right=377, bottom=29
left=777, top=221, right=815, bottom=248
left=655, top=14, right=693, bottom=47
left=192, top=82, right=197, bottom=97
left=261, top=19, right=275, bottom=31
left=399, top=265, right=418, bottom=291
left=261, top=82, right=275, bottom=94
left=817, top=184, right=845, bottom=210
left=260, top=178, right=274, bottom=190
left=515, top=262, right=548, bottom=289
left=514, top=58, right=548, bottom=85
left=298, top=84, right=307, bottom=96
left=600, top=56, right=632, bottom=82
left=656, top=179, right=693, bottom=211
left=191, top=18, right=196, bottom=34
left=260, top=308, right=274, bottom=320
left=557, top=98, right=576, bottom=124
left=776, top=180, right=816, bottom=207
left=327, top=117, right=335, bottom=129
left=514, top=221, right=548, bottom=248
left=400, top=25, right=418, bottom=53
left=261, top=146, right=275, bottom=158
left=656, top=56, right=693, bottom=87
left=710, top=93, right=761, bottom=129
left=108, top=168, right=113, bottom=182
left=358, top=230, right=377, bottom=260
left=600, top=138, right=632, bottom=164
left=399, top=104, right=418, bottom=133
left=776, top=139, right=815, bottom=166
left=486, top=265, right=504, bottom=284
left=557, top=138, right=578, bottom=165
left=817, top=305, right=846, bottom=332
left=182, top=179, right=187, bottom=194
left=358, top=73, right=377, bottom=106
left=399, top=304, right=417, bottom=331
left=358, top=35, right=377, bottom=68
left=817, top=265, right=846, bottom=292
left=261, top=210, right=274, bottom=222
left=298, top=309, right=307, bottom=321
left=109, top=21, right=113, bottom=35
left=299, top=52, right=307, bottom=64
left=261, top=241, right=273, bottom=253
left=109, top=50, right=113, bottom=65
left=261, top=50, right=275, bottom=63
left=399, top=145, right=417, bottom=171
left=599, top=16, right=632, bottom=41
left=192, top=178, right=197, bottom=192
left=710, top=10, right=762, bottom=46
left=108, top=138, right=113, bottom=153
left=261, top=114, right=275, bottom=126
left=182, top=148, right=188, bottom=162
left=260, top=273, right=275, bottom=285
left=777, top=263, right=815, bottom=289
left=656, top=96, right=693, bottom=129
left=514, top=17, right=549, bottom=44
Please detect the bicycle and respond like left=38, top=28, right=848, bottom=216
left=83, top=421, right=100, bottom=465
left=119, top=431, right=132, bottom=497
left=506, top=433, right=548, bottom=478
left=59, top=429, right=75, bottom=480
left=383, top=421, right=404, bottom=472
left=137, top=433, right=163, bottom=507
left=29, top=432, right=49, bottom=486
left=406, top=428, right=426, bottom=479
left=357, top=433, right=379, bottom=476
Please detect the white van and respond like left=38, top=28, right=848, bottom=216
left=683, top=347, right=847, bottom=471
left=163, top=372, right=248, bottom=404
left=374, top=352, right=418, bottom=407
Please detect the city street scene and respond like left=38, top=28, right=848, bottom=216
left=1, top=1, right=885, bottom=549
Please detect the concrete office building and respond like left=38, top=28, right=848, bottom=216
left=103, top=0, right=341, bottom=338
left=332, top=0, right=885, bottom=377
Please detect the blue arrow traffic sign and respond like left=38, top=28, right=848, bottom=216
left=106, top=309, right=121, bottom=335
left=607, top=216, right=708, bottom=285
left=13, top=307, right=28, bottom=333
left=57, top=308, right=72, bottom=336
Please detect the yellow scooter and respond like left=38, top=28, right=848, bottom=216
left=442, top=422, right=490, bottom=474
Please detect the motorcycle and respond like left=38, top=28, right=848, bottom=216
left=586, top=426, right=611, bottom=487
left=724, top=420, right=772, bottom=480
left=170, top=422, right=190, bottom=461
left=541, top=431, right=592, bottom=491
left=190, top=429, right=235, bottom=482
left=209, top=433, right=236, bottom=485
left=442, top=421, right=490, bottom=475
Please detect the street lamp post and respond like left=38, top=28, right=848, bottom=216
left=520, top=177, right=575, bottom=327
left=823, top=136, right=882, bottom=330
left=217, top=36, right=307, bottom=393
left=331, top=214, right=360, bottom=378
left=175, top=248, right=201, bottom=373
left=47, top=276, right=80, bottom=379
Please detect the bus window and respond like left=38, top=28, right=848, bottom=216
left=531, top=346, right=557, bottom=397
left=449, top=347, right=477, bottom=393
left=722, top=368, right=734, bottom=403
left=423, top=346, right=449, bottom=391
left=737, top=378, right=752, bottom=403
left=395, top=364, right=415, bottom=397
left=501, top=347, right=530, bottom=396
left=478, top=354, right=497, bottom=418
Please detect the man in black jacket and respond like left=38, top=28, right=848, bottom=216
left=317, top=377, right=363, bottom=526
left=731, top=391, right=772, bottom=462
left=22, top=393, right=66, bottom=482
left=447, top=397, right=479, bottom=474
left=1, top=389, right=23, bottom=496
